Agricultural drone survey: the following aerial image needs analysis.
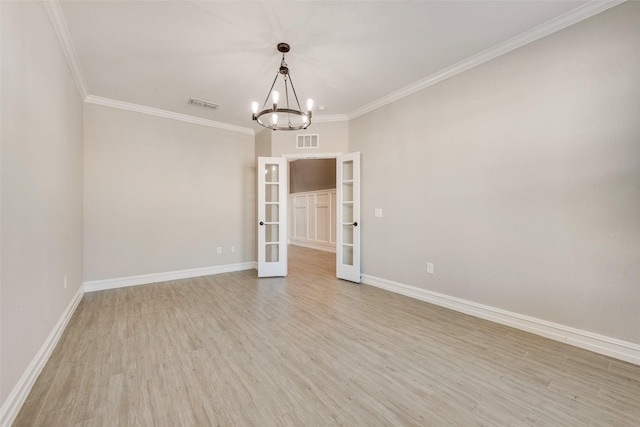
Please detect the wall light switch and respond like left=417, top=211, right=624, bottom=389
left=217, top=246, right=222, bottom=254
left=231, top=246, right=236, bottom=253
left=374, top=208, right=383, bottom=217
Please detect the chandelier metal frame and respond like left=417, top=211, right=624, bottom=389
left=251, top=43, right=313, bottom=131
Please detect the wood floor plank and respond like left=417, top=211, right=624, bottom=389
left=12, top=246, right=640, bottom=426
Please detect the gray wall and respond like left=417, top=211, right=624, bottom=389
left=1, top=1, right=85, bottom=403
left=290, top=159, right=336, bottom=194
left=349, top=2, right=640, bottom=344
left=271, top=121, right=348, bottom=157
left=255, top=129, right=272, bottom=158
left=84, top=104, right=255, bottom=281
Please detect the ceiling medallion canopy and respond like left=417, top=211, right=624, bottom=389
left=251, top=43, right=313, bottom=131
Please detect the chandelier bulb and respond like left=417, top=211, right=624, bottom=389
left=272, top=91, right=280, bottom=105
left=306, top=99, right=314, bottom=112
left=271, top=113, right=278, bottom=126
left=251, top=101, right=259, bottom=114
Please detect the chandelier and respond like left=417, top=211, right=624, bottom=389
left=251, top=43, right=313, bottom=131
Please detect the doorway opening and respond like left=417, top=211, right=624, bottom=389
left=286, top=156, right=337, bottom=273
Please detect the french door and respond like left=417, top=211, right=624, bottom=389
left=257, top=157, right=288, bottom=277
left=336, top=152, right=361, bottom=282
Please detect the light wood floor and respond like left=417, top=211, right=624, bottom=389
left=14, top=246, right=640, bottom=426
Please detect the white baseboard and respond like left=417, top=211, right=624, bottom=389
left=1, top=285, right=85, bottom=427
left=84, top=261, right=257, bottom=292
left=361, top=274, right=640, bottom=366
left=289, top=239, right=336, bottom=253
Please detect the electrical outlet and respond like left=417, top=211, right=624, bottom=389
left=217, top=246, right=222, bottom=254
left=375, top=208, right=383, bottom=217
left=427, top=263, right=434, bottom=274
left=64, top=275, right=68, bottom=289
left=230, top=246, right=235, bottom=253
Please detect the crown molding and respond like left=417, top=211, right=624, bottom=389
left=44, top=0, right=252, bottom=135
left=312, top=114, right=349, bottom=123
left=85, top=95, right=255, bottom=135
left=46, top=0, right=625, bottom=134
left=44, top=0, right=89, bottom=99
left=348, top=0, right=627, bottom=120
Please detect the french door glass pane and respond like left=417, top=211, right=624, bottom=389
left=342, top=161, right=353, bottom=181
left=265, top=204, right=279, bottom=222
left=266, top=184, right=279, bottom=202
left=265, top=224, right=279, bottom=243
left=342, top=225, right=353, bottom=245
left=342, top=204, right=353, bottom=223
left=342, top=246, right=353, bottom=265
left=266, top=244, right=279, bottom=262
left=342, top=183, right=353, bottom=202
left=265, top=164, right=279, bottom=183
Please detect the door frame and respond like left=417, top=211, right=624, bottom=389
left=282, top=153, right=343, bottom=161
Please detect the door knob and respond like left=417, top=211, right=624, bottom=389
left=353, top=221, right=358, bottom=227
left=259, top=221, right=264, bottom=226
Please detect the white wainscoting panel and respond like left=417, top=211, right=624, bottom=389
left=289, top=189, right=337, bottom=252
left=293, top=195, right=308, bottom=240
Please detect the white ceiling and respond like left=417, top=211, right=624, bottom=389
left=57, top=0, right=600, bottom=132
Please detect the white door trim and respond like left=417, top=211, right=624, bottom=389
left=282, top=152, right=343, bottom=161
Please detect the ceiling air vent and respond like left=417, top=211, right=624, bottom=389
left=296, top=134, right=319, bottom=149
left=188, top=97, right=220, bottom=110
